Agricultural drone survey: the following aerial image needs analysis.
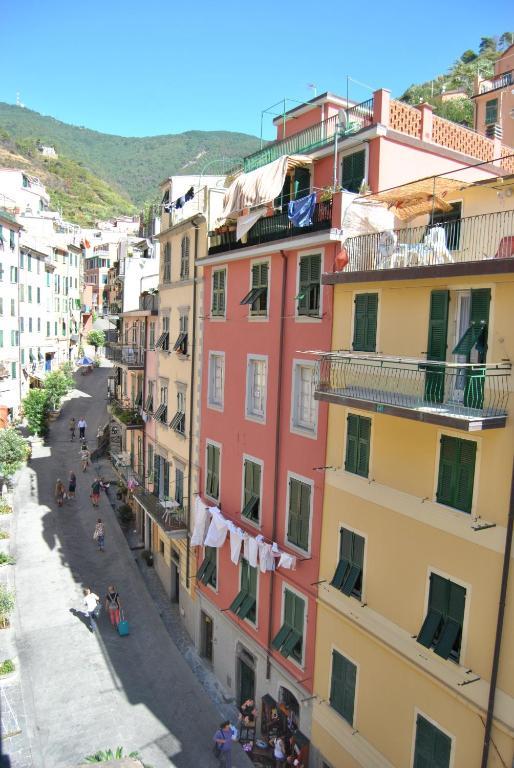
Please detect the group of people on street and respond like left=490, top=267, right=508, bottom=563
left=69, top=417, right=87, bottom=442
left=82, top=585, right=121, bottom=633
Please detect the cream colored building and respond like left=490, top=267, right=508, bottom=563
left=311, top=175, right=514, bottom=768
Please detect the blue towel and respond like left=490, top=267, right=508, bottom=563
left=288, top=193, right=317, bottom=227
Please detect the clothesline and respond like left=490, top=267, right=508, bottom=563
left=191, top=495, right=302, bottom=572
left=219, top=185, right=329, bottom=221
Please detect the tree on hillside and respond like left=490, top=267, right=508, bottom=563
left=479, top=36, right=497, bottom=54
left=0, top=429, right=29, bottom=478
left=460, top=49, right=477, bottom=63
left=498, top=32, right=513, bottom=51
left=87, top=329, right=106, bottom=352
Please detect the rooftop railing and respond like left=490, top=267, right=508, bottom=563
left=341, top=209, right=514, bottom=273
left=208, top=200, right=332, bottom=255
left=243, top=99, right=374, bottom=173
left=315, top=352, right=511, bottom=428
left=105, top=343, right=145, bottom=368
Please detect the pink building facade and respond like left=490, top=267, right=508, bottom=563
left=194, top=86, right=512, bottom=755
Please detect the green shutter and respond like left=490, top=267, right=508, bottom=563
left=454, top=440, right=476, bottom=513
left=353, top=294, right=377, bottom=352
left=291, top=593, right=304, bottom=634
left=330, top=651, right=356, bottom=725
left=342, top=151, right=365, bottom=194
left=212, top=446, right=220, bottom=498
left=345, top=414, right=359, bottom=473
left=298, top=482, right=310, bottom=550
left=294, top=167, right=311, bottom=199
left=356, top=417, right=371, bottom=477
left=298, top=255, right=321, bottom=315
left=436, top=436, right=458, bottom=508
left=414, top=715, right=451, bottom=768
left=272, top=624, right=291, bottom=650
left=284, top=588, right=294, bottom=626
left=424, top=290, right=449, bottom=403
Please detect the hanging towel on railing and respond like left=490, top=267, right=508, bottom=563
left=204, top=507, right=228, bottom=547
left=191, top=497, right=209, bottom=546
left=288, top=193, right=316, bottom=227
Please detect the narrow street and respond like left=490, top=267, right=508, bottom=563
left=5, top=366, right=240, bottom=768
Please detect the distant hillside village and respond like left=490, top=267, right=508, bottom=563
left=1, top=40, right=514, bottom=768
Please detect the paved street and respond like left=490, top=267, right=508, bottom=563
left=3, top=366, right=248, bottom=768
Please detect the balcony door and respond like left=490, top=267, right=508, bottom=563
left=451, top=291, right=471, bottom=404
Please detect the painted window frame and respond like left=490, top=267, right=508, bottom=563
left=245, top=355, right=268, bottom=423
left=241, top=453, right=263, bottom=526
left=211, top=267, right=227, bottom=318
left=207, top=351, right=225, bottom=411
left=290, top=359, right=318, bottom=437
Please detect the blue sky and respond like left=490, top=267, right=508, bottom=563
left=1, top=0, right=511, bottom=140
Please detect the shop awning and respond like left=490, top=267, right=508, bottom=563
left=363, top=178, right=467, bottom=221
left=221, top=155, right=312, bottom=219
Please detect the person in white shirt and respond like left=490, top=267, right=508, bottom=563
left=78, top=418, right=87, bottom=440
left=83, top=587, right=100, bottom=632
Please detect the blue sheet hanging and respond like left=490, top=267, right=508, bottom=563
left=287, top=193, right=316, bottom=227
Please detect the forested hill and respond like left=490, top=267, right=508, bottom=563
left=400, top=32, right=513, bottom=126
left=0, top=102, right=261, bottom=207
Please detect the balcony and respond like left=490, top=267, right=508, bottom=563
left=133, top=487, right=188, bottom=538
left=315, top=353, right=511, bottom=430
left=109, top=398, right=144, bottom=430
left=328, top=210, right=514, bottom=281
left=243, top=99, right=375, bottom=172
left=478, top=70, right=513, bottom=94
left=105, top=343, right=145, bottom=368
left=208, top=200, right=333, bottom=256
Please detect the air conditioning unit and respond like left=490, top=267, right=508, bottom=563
left=485, top=123, right=502, bottom=139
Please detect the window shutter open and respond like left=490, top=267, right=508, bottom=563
left=357, top=417, right=371, bottom=477
left=294, top=167, right=311, bottom=199
left=288, top=479, right=300, bottom=543
left=454, top=440, right=476, bottom=513
left=427, top=290, right=449, bottom=361
left=298, top=482, right=311, bottom=550
left=436, top=436, right=457, bottom=506
left=284, top=589, right=294, bottom=627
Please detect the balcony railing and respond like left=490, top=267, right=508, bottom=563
left=105, top=343, right=145, bottom=367
left=208, top=200, right=333, bottom=255
left=109, top=398, right=144, bottom=429
left=315, top=352, right=511, bottom=430
left=243, top=99, right=375, bottom=172
left=479, top=70, right=513, bottom=94
left=341, top=210, right=514, bottom=273
left=133, top=487, right=188, bottom=537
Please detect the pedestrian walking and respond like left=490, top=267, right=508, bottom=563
left=213, top=721, right=234, bottom=767
left=55, top=478, right=65, bottom=507
left=69, top=417, right=76, bottom=441
left=104, top=585, right=121, bottom=628
left=68, top=470, right=77, bottom=499
left=274, top=735, right=287, bottom=768
left=93, top=518, right=105, bottom=551
left=78, top=417, right=87, bottom=440
left=90, top=477, right=101, bottom=507
left=80, top=444, right=90, bottom=472
left=83, top=588, right=100, bottom=633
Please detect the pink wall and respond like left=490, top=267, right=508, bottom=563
left=276, top=98, right=343, bottom=141
left=197, top=240, right=337, bottom=691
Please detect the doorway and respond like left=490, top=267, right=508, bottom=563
left=200, top=611, right=213, bottom=663
left=238, top=654, right=255, bottom=705
left=171, top=562, right=180, bottom=603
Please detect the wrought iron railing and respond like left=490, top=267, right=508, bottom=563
left=133, top=486, right=188, bottom=534
left=315, top=353, right=511, bottom=421
left=109, top=398, right=144, bottom=428
left=105, top=343, right=145, bottom=367
left=243, top=99, right=375, bottom=172
left=208, top=200, right=333, bottom=255
left=342, top=210, right=514, bottom=272
left=479, top=70, right=513, bottom=94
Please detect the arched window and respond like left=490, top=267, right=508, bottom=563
left=180, top=236, right=190, bottom=280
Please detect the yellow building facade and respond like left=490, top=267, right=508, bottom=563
left=311, top=178, right=514, bottom=768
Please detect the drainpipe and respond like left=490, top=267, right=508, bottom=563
left=186, top=218, right=201, bottom=590
left=480, top=462, right=514, bottom=768
left=266, top=249, right=288, bottom=680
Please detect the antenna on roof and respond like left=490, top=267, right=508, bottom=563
left=307, top=84, right=317, bottom=98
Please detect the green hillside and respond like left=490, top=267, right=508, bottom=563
left=0, top=103, right=261, bottom=206
left=0, top=131, right=135, bottom=226
left=400, top=32, right=513, bottom=126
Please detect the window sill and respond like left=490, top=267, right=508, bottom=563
left=207, top=402, right=224, bottom=413
left=247, top=314, right=269, bottom=323
left=294, top=314, right=322, bottom=323
left=290, top=424, right=318, bottom=441
left=285, top=538, right=310, bottom=558
left=205, top=493, right=219, bottom=505
left=241, top=514, right=261, bottom=531
left=209, top=315, right=226, bottom=322
left=245, top=413, right=266, bottom=425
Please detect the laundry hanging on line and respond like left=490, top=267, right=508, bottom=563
left=287, top=192, right=317, bottom=228
left=163, top=186, right=195, bottom=213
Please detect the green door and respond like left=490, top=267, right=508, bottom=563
left=239, top=658, right=255, bottom=705
left=424, top=290, right=449, bottom=403
left=464, top=288, right=490, bottom=409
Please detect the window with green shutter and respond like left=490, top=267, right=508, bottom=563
left=329, top=650, right=356, bottom=725
left=287, top=477, right=311, bottom=551
left=294, top=167, right=311, bottom=200
left=331, top=529, right=365, bottom=599
left=453, top=288, right=490, bottom=409
left=272, top=588, right=305, bottom=663
left=424, top=290, right=449, bottom=403
left=242, top=459, right=261, bottom=522
left=352, top=293, right=378, bottom=352
left=206, top=443, right=220, bottom=500
left=417, top=573, right=466, bottom=662
left=485, top=99, right=498, bottom=125
left=197, top=546, right=217, bottom=588
left=341, top=150, right=366, bottom=193
left=297, top=254, right=321, bottom=316
left=212, top=269, right=226, bottom=317
left=229, top=558, right=257, bottom=623
left=436, top=436, right=476, bottom=514
left=344, top=414, right=371, bottom=478
left=413, top=715, right=451, bottom=768
left=241, top=262, right=268, bottom=315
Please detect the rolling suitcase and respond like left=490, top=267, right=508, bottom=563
left=117, top=611, right=130, bottom=636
